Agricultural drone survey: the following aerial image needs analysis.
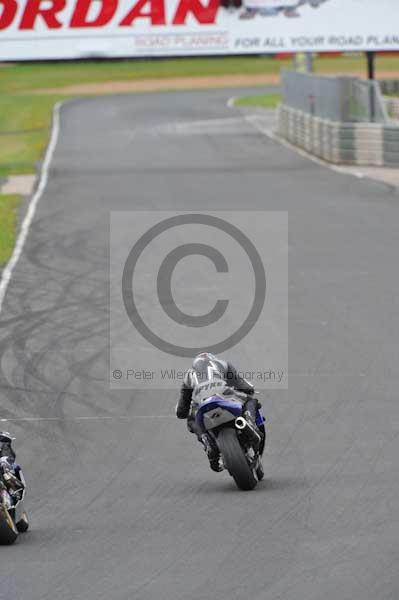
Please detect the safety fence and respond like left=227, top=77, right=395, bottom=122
left=383, top=97, right=399, bottom=121
left=281, top=71, right=388, bottom=123
left=379, top=79, right=399, bottom=95
left=378, top=79, right=399, bottom=120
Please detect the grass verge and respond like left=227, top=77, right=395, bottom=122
left=3, top=57, right=285, bottom=93
left=1, top=55, right=398, bottom=94
left=0, top=194, right=21, bottom=267
left=234, top=92, right=281, bottom=109
left=0, top=94, right=65, bottom=177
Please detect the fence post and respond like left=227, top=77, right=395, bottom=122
left=366, top=52, right=376, bottom=122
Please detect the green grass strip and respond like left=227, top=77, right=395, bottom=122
left=0, top=55, right=397, bottom=94
left=0, top=194, right=21, bottom=267
left=0, top=94, right=64, bottom=176
left=234, top=92, right=281, bottom=108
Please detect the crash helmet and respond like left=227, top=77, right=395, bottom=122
left=0, top=432, right=14, bottom=445
left=186, top=352, right=226, bottom=387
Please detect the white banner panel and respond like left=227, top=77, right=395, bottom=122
left=0, top=0, right=399, bottom=60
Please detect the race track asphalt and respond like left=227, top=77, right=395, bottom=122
left=0, top=88, right=398, bottom=600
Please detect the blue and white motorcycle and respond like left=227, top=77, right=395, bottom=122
left=192, top=380, right=266, bottom=490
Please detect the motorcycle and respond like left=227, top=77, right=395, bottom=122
left=192, top=380, right=266, bottom=491
left=0, top=459, right=29, bottom=544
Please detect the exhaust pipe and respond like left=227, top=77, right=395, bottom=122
left=235, top=417, right=261, bottom=450
left=235, top=417, right=247, bottom=430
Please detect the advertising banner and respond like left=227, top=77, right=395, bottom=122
left=1, top=0, right=399, bottom=60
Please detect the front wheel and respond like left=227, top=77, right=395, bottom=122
left=217, top=428, right=257, bottom=491
left=0, top=506, right=18, bottom=545
left=16, top=511, right=29, bottom=533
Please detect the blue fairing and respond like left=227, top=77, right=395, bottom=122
left=196, top=396, right=243, bottom=430
left=196, top=395, right=266, bottom=429
left=256, top=407, right=266, bottom=427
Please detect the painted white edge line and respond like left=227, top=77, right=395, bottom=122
left=0, top=101, right=63, bottom=313
left=226, top=96, right=238, bottom=108
left=0, top=415, right=174, bottom=422
left=226, top=96, right=366, bottom=180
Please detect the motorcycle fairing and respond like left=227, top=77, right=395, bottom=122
left=196, top=395, right=243, bottom=431
left=256, top=407, right=266, bottom=428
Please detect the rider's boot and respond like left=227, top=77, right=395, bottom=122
left=201, top=433, right=223, bottom=472
left=243, top=409, right=267, bottom=461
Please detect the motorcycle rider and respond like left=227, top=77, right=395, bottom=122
left=0, top=432, right=24, bottom=496
left=176, top=353, right=264, bottom=472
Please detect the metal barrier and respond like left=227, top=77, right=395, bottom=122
left=379, top=79, right=399, bottom=95
left=281, top=71, right=388, bottom=123
left=384, top=96, right=399, bottom=120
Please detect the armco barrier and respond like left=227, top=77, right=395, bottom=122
left=373, top=79, right=399, bottom=121
left=384, top=96, right=399, bottom=120
left=276, top=104, right=399, bottom=166
left=379, top=80, right=399, bottom=95
left=281, top=71, right=388, bottom=123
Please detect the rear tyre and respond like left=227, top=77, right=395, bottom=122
left=16, top=511, right=29, bottom=533
left=218, top=428, right=257, bottom=491
left=0, top=508, right=18, bottom=545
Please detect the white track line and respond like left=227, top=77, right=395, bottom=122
left=0, top=416, right=174, bottom=422
left=0, top=101, right=63, bottom=313
left=226, top=96, right=238, bottom=108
